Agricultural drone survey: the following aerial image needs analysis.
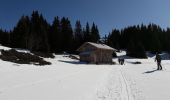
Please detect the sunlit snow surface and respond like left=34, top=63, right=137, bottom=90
left=0, top=45, right=170, bottom=100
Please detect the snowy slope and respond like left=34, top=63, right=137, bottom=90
left=0, top=52, right=113, bottom=100
left=0, top=46, right=170, bottom=100
left=121, top=56, right=170, bottom=100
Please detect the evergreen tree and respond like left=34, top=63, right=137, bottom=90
left=107, top=29, right=120, bottom=50
left=126, top=40, right=147, bottom=58
left=90, top=23, right=100, bottom=43
left=135, top=42, right=147, bottom=58
left=60, top=17, right=74, bottom=52
left=50, top=16, right=61, bottom=53
left=83, top=22, right=91, bottom=42
left=74, top=20, right=83, bottom=49
left=28, top=11, right=50, bottom=52
left=0, top=29, right=10, bottom=46
left=106, top=23, right=167, bottom=55
left=126, top=40, right=135, bottom=57
left=10, top=16, right=30, bottom=48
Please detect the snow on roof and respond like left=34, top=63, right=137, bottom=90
left=0, top=45, right=10, bottom=50
left=87, top=42, right=116, bottom=51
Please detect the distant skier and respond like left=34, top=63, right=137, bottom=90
left=155, top=53, right=162, bottom=70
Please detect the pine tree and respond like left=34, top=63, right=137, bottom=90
left=10, top=16, right=30, bottom=48
left=107, top=29, right=120, bottom=50
left=0, top=29, right=10, bottom=46
left=28, top=11, right=50, bottom=52
left=50, top=16, right=61, bottom=53
left=126, top=40, right=135, bottom=57
left=126, top=40, right=147, bottom=58
left=60, top=17, right=74, bottom=53
left=74, top=20, right=83, bottom=49
left=90, top=23, right=100, bottom=43
left=83, top=22, right=91, bottom=42
left=135, top=42, right=147, bottom=58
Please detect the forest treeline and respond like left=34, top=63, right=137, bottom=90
left=106, top=24, right=170, bottom=58
left=0, top=11, right=100, bottom=53
left=0, top=11, right=170, bottom=57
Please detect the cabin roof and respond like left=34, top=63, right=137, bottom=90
left=77, top=42, right=116, bottom=51
left=87, top=42, right=115, bottom=50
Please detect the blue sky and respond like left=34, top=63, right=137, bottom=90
left=0, top=0, right=170, bottom=36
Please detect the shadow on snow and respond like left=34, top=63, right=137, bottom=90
left=143, top=69, right=159, bottom=74
left=58, top=60, right=87, bottom=65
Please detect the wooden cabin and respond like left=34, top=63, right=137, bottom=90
left=77, top=42, right=116, bottom=64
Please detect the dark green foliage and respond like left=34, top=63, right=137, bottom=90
left=83, top=22, right=91, bottom=42
left=60, top=17, right=74, bottom=53
left=49, top=17, right=62, bottom=53
left=112, top=52, right=117, bottom=57
left=10, top=11, right=50, bottom=53
left=126, top=40, right=136, bottom=57
left=10, top=16, right=30, bottom=49
left=90, top=23, right=100, bottom=42
left=83, top=22, right=100, bottom=43
left=106, top=23, right=170, bottom=58
left=135, top=42, right=147, bottom=58
left=74, top=20, right=84, bottom=50
left=107, top=29, right=120, bottom=50
left=0, top=49, right=51, bottom=65
left=126, top=41, right=147, bottom=58
left=31, top=51, right=55, bottom=58
left=0, top=11, right=101, bottom=54
left=2, top=10, right=170, bottom=56
left=28, top=11, right=50, bottom=52
left=0, top=29, right=10, bottom=46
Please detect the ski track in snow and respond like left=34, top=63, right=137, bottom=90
left=96, top=67, right=144, bottom=100
left=120, top=69, right=134, bottom=100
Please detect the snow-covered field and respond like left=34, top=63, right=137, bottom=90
left=0, top=45, right=170, bottom=100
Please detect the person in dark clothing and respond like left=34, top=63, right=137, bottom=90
left=155, top=53, right=162, bottom=70
left=118, top=58, right=125, bottom=65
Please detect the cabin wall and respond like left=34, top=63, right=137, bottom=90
left=80, top=54, right=91, bottom=63
left=78, top=43, right=114, bottom=64
left=79, top=49, right=113, bottom=64
left=94, top=49, right=113, bottom=64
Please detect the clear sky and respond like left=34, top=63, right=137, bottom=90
left=0, top=0, right=170, bottom=36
